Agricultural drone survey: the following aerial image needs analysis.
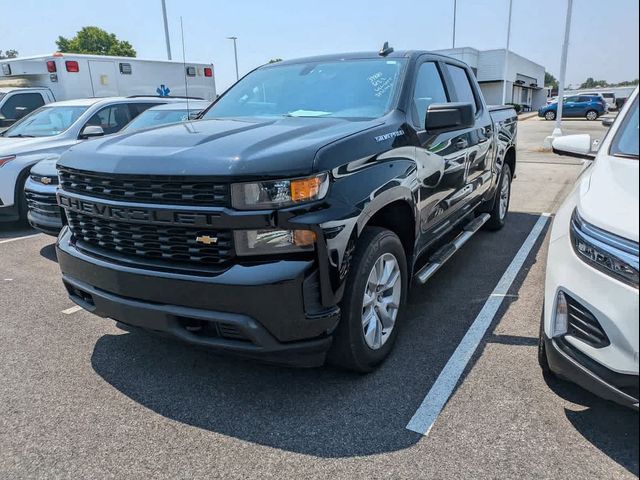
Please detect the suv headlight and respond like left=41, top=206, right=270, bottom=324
left=570, top=209, right=639, bottom=288
left=231, top=173, right=329, bottom=210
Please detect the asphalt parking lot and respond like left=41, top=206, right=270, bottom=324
left=0, top=117, right=637, bottom=479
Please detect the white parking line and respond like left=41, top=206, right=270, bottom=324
left=62, top=306, right=83, bottom=315
left=406, top=213, right=551, bottom=436
left=0, top=234, right=43, bottom=245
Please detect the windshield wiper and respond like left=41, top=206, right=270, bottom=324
left=7, top=134, right=36, bottom=138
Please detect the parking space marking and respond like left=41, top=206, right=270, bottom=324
left=0, top=234, right=43, bottom=245
left=406, top=213, right=551, bottom=436
left=62, top=306, right=83, bottom=315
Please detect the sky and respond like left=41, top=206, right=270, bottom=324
left=2, top=0, right=639, bottom=92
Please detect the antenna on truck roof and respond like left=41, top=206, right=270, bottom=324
left=379, top=42, right=394, bottom=57
left=180, top=16, right=191, bottom=120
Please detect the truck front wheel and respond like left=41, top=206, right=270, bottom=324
left=327, top=227, right=407, bottom=372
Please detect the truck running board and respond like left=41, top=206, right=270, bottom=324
left=414, top=213, right=491, bottom=285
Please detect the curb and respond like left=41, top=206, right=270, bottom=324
left=518, top=112, right=539, bottom=121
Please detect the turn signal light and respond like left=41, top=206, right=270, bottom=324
left=46, top=60, right=57, bottom=73
left=293, top=230, right=317, bottom=247
left=204, top=67, right=213, bottom=77
left=291, top=176, right=324, bottom=203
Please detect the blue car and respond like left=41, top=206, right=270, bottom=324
left=538, top=95, right=606, bottom=121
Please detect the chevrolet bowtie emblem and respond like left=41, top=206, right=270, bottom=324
left=195, top=235, right=218, bottom=245
left=40, top=177, right=52, bottom=185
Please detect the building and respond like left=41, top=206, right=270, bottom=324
left=435, top=47, right=547, bottom=109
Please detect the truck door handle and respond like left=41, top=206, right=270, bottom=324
left=455, top=138, right=468, bottom=150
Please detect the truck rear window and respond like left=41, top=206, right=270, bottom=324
left=204, top=59, right=406, bottom=120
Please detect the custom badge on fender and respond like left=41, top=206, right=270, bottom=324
left=195, top=235, right=218, bottom=245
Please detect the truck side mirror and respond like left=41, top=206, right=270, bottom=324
left=552, top=134, right=595, bottom=161
left=425, top=102, right=474, bottom=134
left=80, top=125, right=105, bottom=139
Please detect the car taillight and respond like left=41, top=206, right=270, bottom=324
left=65, top=61, right=79, bottom=72
left=46, top=61, right=57, bottom=73
left=204, top=67, right=213, bottom=77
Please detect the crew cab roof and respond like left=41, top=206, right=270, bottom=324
left=268, top=50, right=458, bottom=67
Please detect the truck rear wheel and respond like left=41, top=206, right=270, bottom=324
left=327, top=227, right=407, bottom=372
left=485, top=163, right=512, bottom=231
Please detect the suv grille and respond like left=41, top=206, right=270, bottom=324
left=565, top=294, right=610, bottom=348
left=58, top=167, right=230, bottom=206
left=67, top=210, right=233, bottom=265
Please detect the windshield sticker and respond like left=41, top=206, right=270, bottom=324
left=368, top=72, right=394, bottom=98
left=375, top=129, right=405, bottom=143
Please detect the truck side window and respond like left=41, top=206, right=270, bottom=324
left=0, top=93, right=45, bottom=121
left=85, top=104, right=133, bottom=135
left=412, top=62, right=448, bottom=128
left=446, top=64, right=479, bottom=114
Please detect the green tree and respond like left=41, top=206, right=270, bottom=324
left=579, top=77, right=608, bottom=89
left=544, top=71, right=558, bottom=89
left=56, top=27, right=136, bottom=57
left=268, top=58, right=283, bottom=64
left=0, top=49, right=18, bottom=59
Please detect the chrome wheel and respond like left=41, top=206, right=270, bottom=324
left=586, top=110, right=598, bottom=121
left=499, top=168, right=510, bottom=220
left=362, top=253, right=401, bottom=350
left=545, top=111, right=556, bottom=121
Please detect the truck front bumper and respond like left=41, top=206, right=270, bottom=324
left=56, top=227, right=340, bottom=367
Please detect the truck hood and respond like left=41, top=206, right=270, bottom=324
left=578, top=155, right=639, bottom=242
left=58, top=117, right=383, bottom=178
left=30, top=156, right=59, bottom=176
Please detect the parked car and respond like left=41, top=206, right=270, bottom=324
left=54, top=47, right=517, bottom=371
left=119, top=100, right=211, bottom=133
left=581, top=91, right=616, bottom=111
left=538, top=95, right=606, bottom=121
left=0, top=87, right=55, bottom=129
left=539, top=87, right=638, bottom=410
left=0, top=96, right=183, bottom=225
left=25, top=100, right=211, bottom=235
left=0, top=53, right=216, bottom=128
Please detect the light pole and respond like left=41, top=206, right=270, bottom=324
left=161, top=0, right=172, bottom=60
left=452, top=0, right=457, bottom=48
left=553, top=0, right=573, bottom=137
left=501, top=0, right=513, bottom=105
left=227, top=36, right=239, bottom=81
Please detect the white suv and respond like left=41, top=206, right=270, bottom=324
left=539, top=88, right=638, bottom=410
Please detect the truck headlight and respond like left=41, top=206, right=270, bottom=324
left=570, top=209, right=639, bottom=288
left=231, top=173, right=329, bottom=210
left=234, top=229, right=316, bottom=256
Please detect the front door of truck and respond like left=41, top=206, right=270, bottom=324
left=410, top=57, right=492, bottom=255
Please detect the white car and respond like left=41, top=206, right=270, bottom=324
left=539, top=87, right=639, bottom=409
left=0, top=96, right=181, bottom=223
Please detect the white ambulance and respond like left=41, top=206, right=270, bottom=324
left=0, top=53, right=216, bottom=127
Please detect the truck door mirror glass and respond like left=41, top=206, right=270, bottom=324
left=80, top=125, right=105, bottom=139
left=552, top=134, right=595, bottom=160
left=425, top=102, right=474, bottom=134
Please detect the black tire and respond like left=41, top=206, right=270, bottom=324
left=585, top=109, right=599, bottom=121
left=544, top=110, right=556, bottom=121
left=16, top=171, right=29, bottom=224
left=538, top=305, right=552, bottom=374
left=327, top=227, right=407, bottom=372
left=484, top=163, right=512, bottom=231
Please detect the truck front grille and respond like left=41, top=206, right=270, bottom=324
left=66, top=210, right=233, bottom=265
left=25, top=191, right=61, bottom=218
left=58, top=167, right=230, bottom=207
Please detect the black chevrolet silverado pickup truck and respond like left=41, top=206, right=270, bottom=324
left=55, top=47, right=517, bottom=371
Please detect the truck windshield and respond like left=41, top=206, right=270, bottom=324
left=204, top=59, right=406, bottom=120
left=3, top=105, right=88, bottom=137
